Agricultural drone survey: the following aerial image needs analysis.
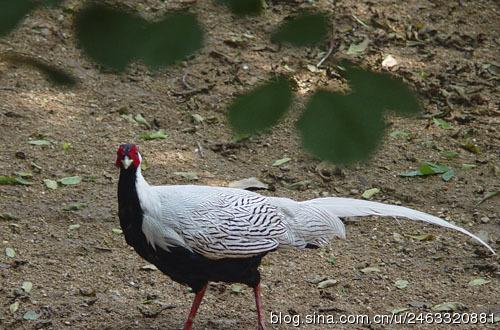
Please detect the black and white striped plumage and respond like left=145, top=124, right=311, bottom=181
left=116, top=144, right=494, bottom=330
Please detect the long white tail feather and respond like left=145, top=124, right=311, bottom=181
left=302, top=197, right=495, bottom=254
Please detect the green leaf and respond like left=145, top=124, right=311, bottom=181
left=28, top=139, right=51, bottom=146
left=228, top=77, right=292, bottom=135
left=394, top=279, right=409, bottom=289
left=21, top=281, right=33, bottom=293
left=62, top=142, right=72, bottom=151
left=9, top=301, right=19, bottom=314
left=75, top=4, right=203, bottom=71
left=432, top=117, right=451, bottom=129
left=441, top=150, right=459, bottom=159
left=15, top=177, right=33, bottom=185
left=64, top=203, right=86, bottom=211
left=5, top=247, right=16, bottom=258
left=112, top=228, right=123, bottom=235
left=399, top=170, right=421, bottom=177
left=230, top=284, right=244, bottom=293
left=173, top=172, right=199, bottom=181
left=441, top=169, right=455, bottom=182
left=43, top=179, right=58, bottom=190
left=431, top=302, right=466, bottom=312
left=59, top=176, right=82, bottom=185
left=298, top=91, right=385, bottom=164
left=272, top=12, right=329, bottom=47
left=424, top=162, right=450, bottom=174
left=462, top=164, right=477, bottom=169
left=418, top=163, right=437, bottom=175
left=121, top=114, right=136, bottom=125
left=400, top=162, right=453, bottom=180
left=461, top=142, right=481, bottom=154
left=433, top=164, right=451, bottom=173
left=0, top=176, right=20, bottom=185
left=362, top=188, right=380, bottom=200
left=134, top=114, right=151, bottom=128
left=23, top=310, right=39, bottom=321
left=272, top=158, right=291, bottom=167
left=468, top=278, right=490, bottom=286
left=140, top=129, right=168, bottom=141
left=347, top=38, right=370, bottom=55
left=327, top=256, right=336, bottom=265
left=389, top=130, right=411, bottom=138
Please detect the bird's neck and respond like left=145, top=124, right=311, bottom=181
left=118, top=166, right=147, bottom=233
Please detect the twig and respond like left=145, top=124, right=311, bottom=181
left=181, top=71, right=194, bottom=90
left=352, top=14, right=370, bottom=28
left=95, top=246, right=113, bottom=252
left=316, top=40, right=336, bottom=68
left=196, top=141, right=205, bottom=158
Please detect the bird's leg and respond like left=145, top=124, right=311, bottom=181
left=253, top=283, right=267, bottom=330
left=184, top=284, right=208, bottom=330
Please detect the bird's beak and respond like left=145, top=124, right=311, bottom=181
left=122, top=156, right=133, bottom=169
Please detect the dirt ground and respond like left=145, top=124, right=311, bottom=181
left=1, top=1, right=499, bottom=329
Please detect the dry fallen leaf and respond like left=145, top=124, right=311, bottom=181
left=317, top=279, right=338, bottom=289
left=394, top=279, right=409, bottom=289
left=431, top=302, right=466, bottom=312
left=468, top=278, right=490, bottom=286
left=21, top=281, right=33, bottom=293
left=362, top=188, right=380, bottom=199
left=360, top=266, right=380, bottom=274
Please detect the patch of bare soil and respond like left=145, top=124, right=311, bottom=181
left=1, top=1, right=499, bottom=329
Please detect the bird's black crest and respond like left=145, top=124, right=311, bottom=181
left=119, top=143, right=137, bottom=153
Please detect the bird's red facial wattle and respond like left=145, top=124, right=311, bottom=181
left=115, top=144, right=141, bottom=169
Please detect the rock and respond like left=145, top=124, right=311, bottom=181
left=480, top=216, right=490, bottom=223
left=79, top=287, right=96, bottom=297
left=382, top=55, right=398, bottom=69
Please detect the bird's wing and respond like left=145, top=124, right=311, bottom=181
left=179, top=193, right=288, bottom=259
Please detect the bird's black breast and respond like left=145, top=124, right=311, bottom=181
left=118, top=168, right=266, bottom=293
